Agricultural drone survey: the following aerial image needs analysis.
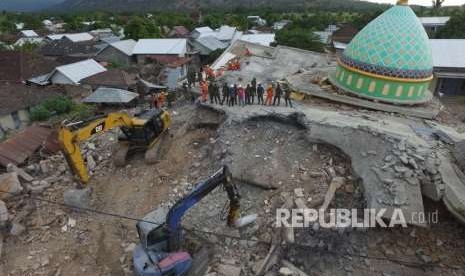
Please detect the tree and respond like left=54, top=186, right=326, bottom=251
left=275, top=28, right=324, bottom=52
left=124, top=17, right=161, bottom=40
left=436, top=11, right=465, bottom=38
left=433, top=0, right=445, bottom=9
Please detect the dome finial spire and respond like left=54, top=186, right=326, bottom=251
left=397, top=0, right=409, bottom=5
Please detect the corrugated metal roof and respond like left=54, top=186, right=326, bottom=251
left=110, top=39, right=137, bottom=56
left=46, top=34, right=65, bottom=40
left=0, top=126, right=53, bottom=167
left=20, top=30, right=39, bottom=37
left=195, top=27, right=214, bottom=34
left=419, top=17, right=450, bottom=25
left=216, top=26, right=237, bottom=41
left=83, top=87, right=139, bottom=103
left=239, top=34, right=275, bottom=46
left=430, top=39, right=465, bottom=69
left=65, top=33, right=94, bottom=43
left=51, top=59, right=107, bottom=84
left=14, top=37, right=44, bottom=47
left=196, top=36, right=228, bottom=51
left=133, top=39, right=187, bottom=55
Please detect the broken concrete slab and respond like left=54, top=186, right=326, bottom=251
left=63, top=188, right=92, bottom=209
left=217, top=264, right=241, bottom=276
left=201, top=103, right=428, bottom=225
left=0, top=200, right=8, bottom=229
left=6, top=164, right=34, bottom=183
left=439, top=155, right=465, bottom=224
left=0, top=172, right=23, bottom=200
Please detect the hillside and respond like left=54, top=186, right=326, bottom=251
left=0, top=0, right=63, bottom=11
left=50, top=0, right=387, bottom=12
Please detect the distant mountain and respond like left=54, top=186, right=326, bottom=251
left=50, top=0, right=387, bottom=12
left=0, top=0, right=64, bottom=11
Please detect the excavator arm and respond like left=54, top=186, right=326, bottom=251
left=166, top=165, right=240, bottom=251
left=58, top=113, right=135, bottom=185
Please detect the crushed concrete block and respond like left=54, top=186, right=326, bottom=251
left=279, top=267, right=294, bottom=276
left=64, top=188, right=92, bottom=209
left=294, top=188, right=304, bottom=198
left=217, top=264, right=241, bottom=276
left=0, top=200, right=8, bottom=229
left=440, top=158, right=465, bottom=224
left=6, top=164, right=34, bottom=182
left=9, top=222, right=26, bottom=236
left=0, top=172, right=23, bottom=200
left=86, top=154, right=97, bottom=171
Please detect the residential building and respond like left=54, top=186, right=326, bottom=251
left=90, top=29, right=115, bottom=40
left=239, top=34, right=275, bottom=46
left=189, top=36, right=227, bottom=56
left=132, top=39, right=188, bottom=64
left=247, top=16, right=267, bottom=26
left=430, top=39, right=465, bottom=96
left=47, top=59, right=107, bottom=85
left=273, top=20, right=292, bottom=31
left=0, top=51, right=59, bottom=83
left=95, top=39, right=136, bottom=67
left=0, top=84, right=60, bottom=134
left=168, top=26, right=190, bottom=38
left=330, top=24, right=359, bottom=45
left=419, top=17, right=450, bottom=36
left=80, top=69, right=136, bottom=90
left=83, top=87, right=139, bottom=107
left=162, top=58, right=192, bottom=90
left=19, top=30, right=39, bottom=38
left=190, top=27, right=215, bottom=39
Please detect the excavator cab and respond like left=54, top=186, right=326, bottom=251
left=119, top=109, right=168, bottom=148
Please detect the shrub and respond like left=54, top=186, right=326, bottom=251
left=30, top=105, right=51, bottom=122
left=43, top=96, right=74, bottom=114
left=69, top=104, right=96, bottom=121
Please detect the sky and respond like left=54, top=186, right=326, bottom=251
left=369, top=0, right=465, bottom=5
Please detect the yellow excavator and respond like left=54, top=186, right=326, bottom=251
left=58, top=109, right=171, bottom=185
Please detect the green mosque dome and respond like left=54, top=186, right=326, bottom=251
left=330, top=0, right=434, bottom=104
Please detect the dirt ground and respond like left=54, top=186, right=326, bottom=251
left=1, top=101, right=465, bottom=276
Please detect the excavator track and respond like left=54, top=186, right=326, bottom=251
left=145, top=130, right=169, bottom=164
left=114, top=142, right=130, bottom=167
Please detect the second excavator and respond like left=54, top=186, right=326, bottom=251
left=58, top=108, right=171, bottom=184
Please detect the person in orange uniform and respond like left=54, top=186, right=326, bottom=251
left=158, top=91, right=167, bottom=107
left=265, top=85, right=274, bottom=106
left=200, top=81, right=208, bottom=102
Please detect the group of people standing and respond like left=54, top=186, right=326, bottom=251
left=200, top=78, right=293, bottom=108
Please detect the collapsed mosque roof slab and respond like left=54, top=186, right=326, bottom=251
left=214, top=40, right=441, bottom=119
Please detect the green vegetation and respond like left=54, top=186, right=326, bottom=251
left=31, top=96, right=83, bottom=122
left=436, top=10, right=465, bottom=39
left=124, top=16, right=161, bottom=40
left=275, top=27, right=324, bottom=52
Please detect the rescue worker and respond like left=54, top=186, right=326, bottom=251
left=245, top=84, right=251, bottom=104
left=187, top=67, right=196, bottom=88
left=229, top=84, right=236, bottom=106
left=273, top=83, right=283, bottom=106
left=266, top=85, right=274, bottom=106
left=251, top=78, right=257, bottom=91
left=234, top=84, right=239, bottom=104
left=213, top=82, right=221, bottom=104
left=201, top=81, right=208, bottom=103
left=238, top=85, right=246, bottom=107
left=221, top=82, right=229, bottom=105
left=209, top=81, right=215, bottom=104
left=158, top=91, right=167, bottom=107
left=284, top=86, right=293, bottom=108
left=257, top=83, right=264, bottom=105
left=249, top=83, right=255, bottom=104
left=197, top=69, right=204, bottom=84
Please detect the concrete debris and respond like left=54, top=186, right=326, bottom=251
left=63, top=188, right=92, bottom=209
left=234, top=214, right=257, bottom=228
left=281, top=260, right=309, bottom=276
left=320, top=177, right=345, bottom=212
left=279, top=267, right=294, bottom=276
left=9, top=222, right=26, bottom=236
left=6, top=163, right=34, bottom=183
left=0, top=172, right=23, bottom=200
left=0, top=200, right=8, bottom=229
left=217, top=264, right=241, bottom=276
